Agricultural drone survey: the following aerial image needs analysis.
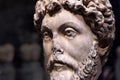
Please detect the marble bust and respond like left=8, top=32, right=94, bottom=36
left=34, top=0, right=115, bottom=80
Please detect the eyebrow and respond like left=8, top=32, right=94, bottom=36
left=59, top=21, right=82, bottom=33
left=41, top=26, right=51, bottom=33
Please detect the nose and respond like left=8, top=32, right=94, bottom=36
left=51, top=36, right=64, bottom=54
left=52, top=47, right=64, bottom=54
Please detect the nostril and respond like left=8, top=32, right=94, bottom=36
left=51, top=47, right=64, bottom=54
left=51, top=47, right=55, bottom=52
left=57, top=49, right=64, bottom=54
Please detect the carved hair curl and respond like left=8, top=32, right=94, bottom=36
left=34, top=0, right=115, bottom=63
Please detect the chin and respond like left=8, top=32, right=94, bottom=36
left=47, top=56, right=79, bottom=80
left=50, top=69, right=75, bottom=80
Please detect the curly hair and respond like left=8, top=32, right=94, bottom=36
left=34, top=0, right=115, bottom=63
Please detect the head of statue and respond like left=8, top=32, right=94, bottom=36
left=34, top=0, right=115, bottom=80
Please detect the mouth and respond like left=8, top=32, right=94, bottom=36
left=47, top=59, right=77, bottom=73
left=46, top=54, right=79, bottom=73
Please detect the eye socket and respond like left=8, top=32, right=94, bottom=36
left=42, top=31, right=52, bottom=41
left=64, top=27, right=77, bottom=39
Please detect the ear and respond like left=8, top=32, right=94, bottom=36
left=98, top=38, right=113, bottom=57
left=98, top=46, right=109, bottom=57
left=97, top=39, right=112, bottom=65
left=93, top=39, right=111, bottom=65
left=93, top=35, right=107, bottom=56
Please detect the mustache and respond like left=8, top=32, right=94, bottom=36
left=46, top=54, right=79, bottom=72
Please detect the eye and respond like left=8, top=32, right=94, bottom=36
left=42, top=31, right=52, bottom=41
left=64, top=27, right=77, bottom=39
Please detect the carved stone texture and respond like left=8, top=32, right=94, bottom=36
left=34, top=0, right=115, bottom=80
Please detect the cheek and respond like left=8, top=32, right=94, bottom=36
left=43, top=42, right=52, bottom=58
left=61, top=35, right=93, bottom=61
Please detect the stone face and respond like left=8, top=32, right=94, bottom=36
left=34, top=0, right=115, bottom=80
left=41, top=9, right=101, bottom=80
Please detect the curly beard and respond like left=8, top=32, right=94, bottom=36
left=49, top=44, right=102, bottom=80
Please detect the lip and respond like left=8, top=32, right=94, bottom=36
left=46, top=54, right=78, bottom=72
left=47, top=60, right=75, bottom=72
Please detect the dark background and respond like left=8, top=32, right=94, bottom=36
left=0, top=0, right=42, bottom=66
left=0, top=0, right=120, bottom=80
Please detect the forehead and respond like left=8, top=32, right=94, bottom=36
left=41, top=9, right=90, bottom=31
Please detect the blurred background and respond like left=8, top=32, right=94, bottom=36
left=0, top=0, right=119, bottom=80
